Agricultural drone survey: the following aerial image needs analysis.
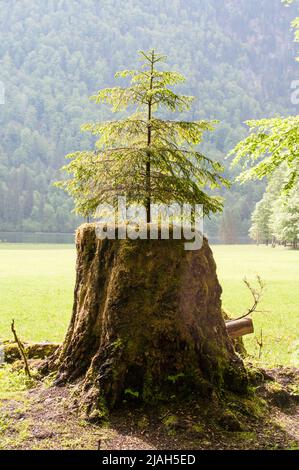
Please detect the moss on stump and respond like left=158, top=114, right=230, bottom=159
left=3, top=341, right=59, bottom=363
left=44, top=224, right=247, bottom=420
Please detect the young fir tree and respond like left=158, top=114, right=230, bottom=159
left=58, top=50, right=228, bottom=222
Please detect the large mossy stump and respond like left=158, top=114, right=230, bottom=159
left=44, top=224, right=247, bottom=420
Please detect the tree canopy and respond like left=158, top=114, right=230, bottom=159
left=231, top=116, right=299, bottom=193
left=230, top=1, right=299, bottom=195
left=58, top=50, right=228, bottom=220
left=249, top=165, right=299, bottom=247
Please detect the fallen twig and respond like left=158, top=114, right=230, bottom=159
left=11, top=320, right=31, bottom=379
left=256, top=329, right=263, bottom=359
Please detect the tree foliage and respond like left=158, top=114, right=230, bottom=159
left=231, top=1, right=299, bottom=195
left=231, top=116, right=299, bottom=193
left=58, top=50, right=228, bottom=219
left=249, top=166, right=299, bottom=247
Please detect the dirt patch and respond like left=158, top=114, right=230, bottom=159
left=0, top=366, right=298, bottom=450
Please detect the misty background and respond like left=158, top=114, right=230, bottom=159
left=0, top=0, right=297, bottom=242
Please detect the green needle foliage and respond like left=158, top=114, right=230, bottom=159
left=230, top=116, right=299, bottom=194
left=57, top=50, right=228, bottom=221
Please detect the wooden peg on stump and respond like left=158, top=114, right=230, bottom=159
left=225, top=318, right=254, bottom=339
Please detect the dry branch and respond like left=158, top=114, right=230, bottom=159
left=233, top=275, right=265, bottom=321
left=11, top=320, right=31, bottom=379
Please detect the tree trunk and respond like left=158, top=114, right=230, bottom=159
left=44, top=224, right=247, bottom=421
left=145, top=51, right=154, bottom=224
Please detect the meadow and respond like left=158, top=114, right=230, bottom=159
left=0, top=243, right=298, bottom=366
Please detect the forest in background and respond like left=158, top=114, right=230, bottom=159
left=0, top=0, right=297, bottom=240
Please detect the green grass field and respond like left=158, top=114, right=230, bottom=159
left=0, top=244, right=76, bottom=343
left=213, top=245, right=299, bottom=366
left=0, top=243, right=298, bottom=366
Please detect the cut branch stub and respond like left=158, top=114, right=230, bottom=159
left=225, top=318, right=254, bottom=339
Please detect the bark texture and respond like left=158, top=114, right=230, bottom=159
left=46, top=224, right=247, bottom=420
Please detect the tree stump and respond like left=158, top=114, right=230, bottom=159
left=45, top=224, right=247, bottom=421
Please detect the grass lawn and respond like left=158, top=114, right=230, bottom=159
left=0, top=244, right=76, bottom=343
left=213, top=245, right=299, bottom=367
left=0, top=243, right=298, bottom=366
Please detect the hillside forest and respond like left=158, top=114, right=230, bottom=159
left=0, top=0, right=297, bottom=241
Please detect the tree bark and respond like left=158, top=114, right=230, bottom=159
left=146, top=50, right=154, bottom=224
left=44, top=224, right=247, bottom=421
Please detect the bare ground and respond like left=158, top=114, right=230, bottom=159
left=0, top=366, right=298, bottom=450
